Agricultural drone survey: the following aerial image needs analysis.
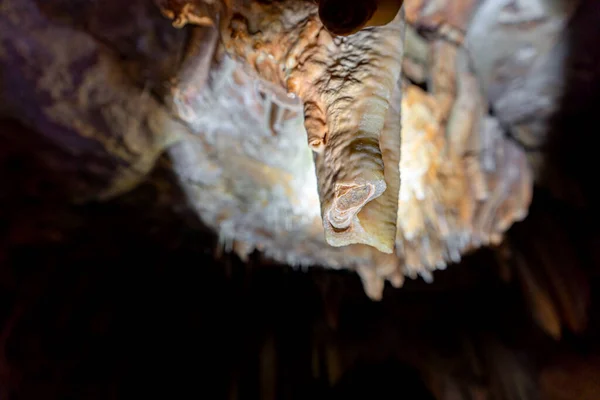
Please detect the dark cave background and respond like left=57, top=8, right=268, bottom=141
left=1, top=114, right=599, bottom=399
left=2, top=0, right=600, bottom=399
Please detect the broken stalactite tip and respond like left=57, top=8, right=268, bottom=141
left=318, top=0, right=405, bottom=36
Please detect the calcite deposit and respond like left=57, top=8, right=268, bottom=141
left=159, top=0, right=535, bottom=298
left=1, top=0, right=581, bottom=299
left=2, top=2, right=600, bottom=398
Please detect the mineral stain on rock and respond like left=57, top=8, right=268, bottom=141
left=0, top=0, right=544, bottom=299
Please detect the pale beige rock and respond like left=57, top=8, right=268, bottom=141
left=1, top=0, right=555, bottom=301
left=153, top=0, right=537, bottom=299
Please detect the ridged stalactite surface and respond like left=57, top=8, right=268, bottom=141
left=157, top=0, right=535, bottom=297
left=0, top=0, right=583, bottom=301
left=2, top=0, right=600, bottom=398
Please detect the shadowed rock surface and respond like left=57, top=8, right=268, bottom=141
left=1, top=0, right=600, bottom=398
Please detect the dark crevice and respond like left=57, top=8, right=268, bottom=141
left=406, top=72, right=429, bottom=92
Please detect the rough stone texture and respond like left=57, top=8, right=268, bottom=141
left=158, top=0, right=534, bottom=295
left=1, top=0, right=600, bottom=397
left=0, top=0, right=592, bottom=302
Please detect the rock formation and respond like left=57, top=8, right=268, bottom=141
left=0, top=0, right=590, bottom=295
left=1, top=0, right=600, bottom=398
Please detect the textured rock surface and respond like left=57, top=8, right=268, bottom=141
left=159, top=0, right=535, bottom=296
left=2, top=0, right=600, bottom=398
left=0, top=0, right=588, bottom=299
